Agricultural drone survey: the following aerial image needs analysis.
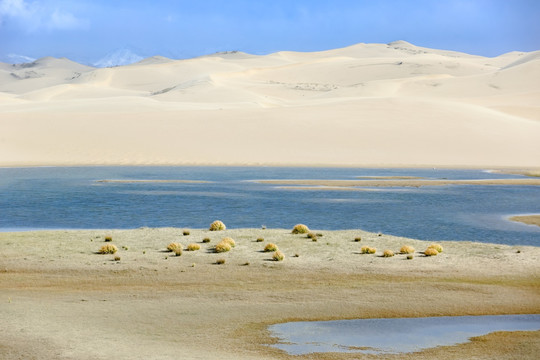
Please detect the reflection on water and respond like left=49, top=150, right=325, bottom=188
left=0, top=166, right=539, bottom=245
left=269, top=315, right=540, bottom=355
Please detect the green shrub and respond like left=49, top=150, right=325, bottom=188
left=256, top=237, right=264, bottom=242
left=202, top=237, right=211, bottom=243
left=354, top=237, right=362, bottom=242
left=104, top=236, right=112, bottom=242
left=183, top=230, right=190, bottom=236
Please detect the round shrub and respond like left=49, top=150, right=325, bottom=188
left=187, top=243, right=201, bottom=251
left=354, top=237, right=362, bottom=242
left=215, top=242, right=231, bottom=253
left=428, top=243, right=443, bottom=253
left=361, top=246, right=376, bottom=254
left=215, top=258, right=226, bottom=265
left=424, top=247, right=439, bottom=256
left=307, top=232, right=317, bottom=239
left=291, top=224, right=310, bottom=234
left=104, top=236, right=113, bottom=242
left=256, top=237, right=264, bottom=242
left=98, top=244, right=118, bottom=254
left=400, top=245, right=415, bottom=254
left=209, top=220, right=226, bottom=231
left=407, top=254, right=414, bottom=260
left=174, top=247, right=183, bottom=256
left=264, top=243, right=278, bottom=252
left=202, top=237, right=211, bottom=243
left=272, top=250, right=284, bottom=261
left=183, top=230, right=190, bottom=236
left=221, top=237, right=236, bottom=248
left=383, top=249, right=394, bottom=257
left=167, top=242, right=182, bottom=252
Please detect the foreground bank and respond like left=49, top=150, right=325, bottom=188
left=1, top=227, right=539, bottom=359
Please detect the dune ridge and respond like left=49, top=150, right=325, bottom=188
left=1, top=41, right=539, bottom=167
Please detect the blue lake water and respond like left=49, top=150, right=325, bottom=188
left=268, top=314, right=540, bottom=355
left=1, top=166, right=539, bottom=245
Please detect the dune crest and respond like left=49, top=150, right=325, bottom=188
left=1, top=42, right=539, bottom=167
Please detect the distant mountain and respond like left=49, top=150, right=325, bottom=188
left=1, top=53, right=37, bottom=64
left=93, top=49, right=144, bottom=67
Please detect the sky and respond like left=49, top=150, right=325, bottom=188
left=1, top=0, right=539, bottom=66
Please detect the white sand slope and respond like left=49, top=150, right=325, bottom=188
left=1, top=41, right=539, bottom=167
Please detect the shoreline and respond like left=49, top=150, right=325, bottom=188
left=1, top=163, right=540, bottom=171
left=509, top=215, right=540, bottom=228
left=1, top=227, right=539, bottom=359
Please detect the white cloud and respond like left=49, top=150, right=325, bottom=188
left=48, top=8, right=88, bottom=30
left=93, top=49, right=144, bottom=68
left=0, top=0, right=88, bottom=31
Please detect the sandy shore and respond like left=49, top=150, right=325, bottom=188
left=510, top=215, right=540, bottom=227
left=258, top=178, right=540, bottom=188
left=1, top=227, right=539, bottom=359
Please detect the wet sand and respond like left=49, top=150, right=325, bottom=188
left=1, top=227, right=539, bottom=359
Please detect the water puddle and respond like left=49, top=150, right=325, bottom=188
left=268, top=314, right=540, bottom=355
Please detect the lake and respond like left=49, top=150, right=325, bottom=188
left=1, top=166, right=539, bottom=245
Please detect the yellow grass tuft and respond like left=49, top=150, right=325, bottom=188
left=98, top=244, right=118, bottom=254
left=361, top=246, right=376, bottom=254
left=307, top=232, right=317, bottom=239
left=382, top=249, right=394, bottom=257
left=202, top=237, right=211, bottom=243
left=183, top=229, right=190, bottom=236
left=173, top=247, right=183, bottom=256
left=215, top=241, right=231, bottom=253
left=187, top=243, right=201, bottom=251
left=215, top=258, right=226, bottom=265
left=167, top=242, right=182, bottom=252
left=424, top=247, right=439, bottom=256
left=400, top=245, right=415, bottom=254
left=264, top=243, right=278, bottom=252
left=221, top=237, right=236, bottom=248
left=256, top=237, right=264, bottom=242
left=428, top=243, right=443, bottom=253
left=209, top=220, right=226, bottom=231
left=354, top=237, right=362, bottom=242
left=272, top=250, right=284, bottom=261
left=292, top=224, right=310, bottom=234
left=104, top=236, right=112, bottom=242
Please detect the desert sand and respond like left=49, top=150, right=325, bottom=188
left=1, top=41, right=539, bottom=167
left=1, top=227, right=539, bottom=359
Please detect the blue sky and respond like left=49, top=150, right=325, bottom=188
left=1, top=0, right=539, bottom=65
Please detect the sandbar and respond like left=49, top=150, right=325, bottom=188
left=1, top=227, right=538, bottom=359
left=510, top=215, right=540, bottom=227
left=258, top=178, right=540, bottom=188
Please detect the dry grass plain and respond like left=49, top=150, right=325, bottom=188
left=1, top=227, right=539, bottom=359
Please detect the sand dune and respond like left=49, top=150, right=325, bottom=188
left=1, top=41, right=539, bottom=167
